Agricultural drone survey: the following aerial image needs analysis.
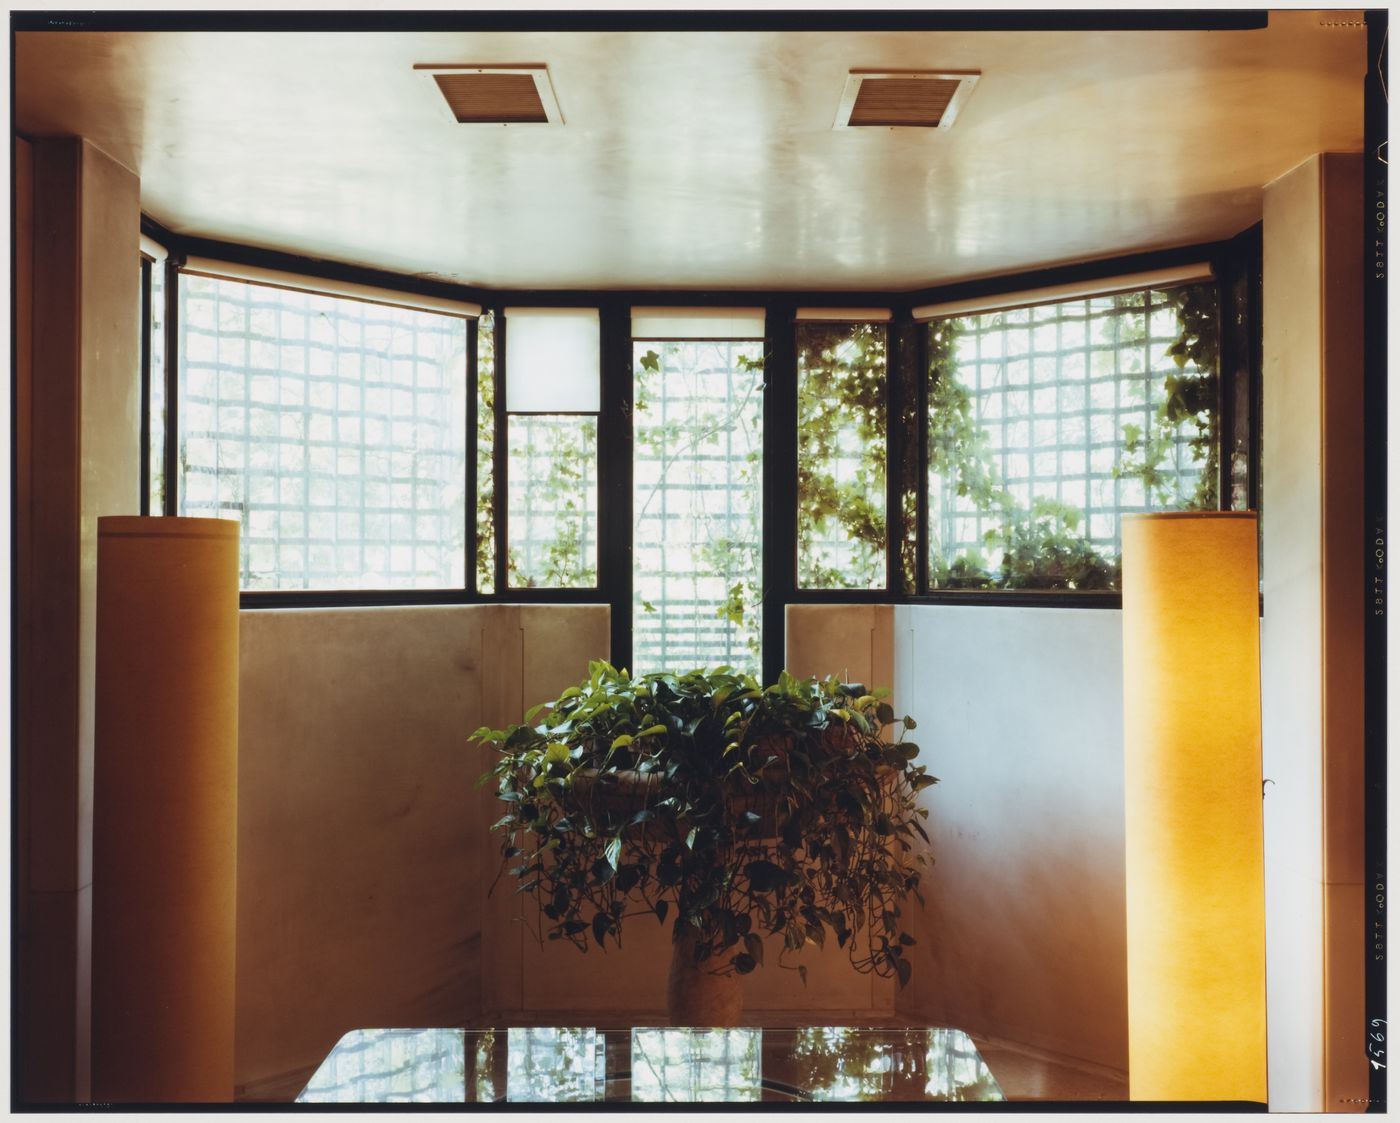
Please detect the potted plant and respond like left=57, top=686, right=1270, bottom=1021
left=472, top=661, right=937, bottom=1025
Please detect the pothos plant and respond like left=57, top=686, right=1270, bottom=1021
left=473, top=662, right=937, bottom=987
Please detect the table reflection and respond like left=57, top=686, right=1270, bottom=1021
left=297, top=1028, right=465, bottom=1103
left=297, top=1024, right=1004, bottom=1103
left=631, top=1028, right=761, bottom=1102
left=506, top=1027, right=602, bottom=1102
left=786, top=1026, right=1002, bottom=1102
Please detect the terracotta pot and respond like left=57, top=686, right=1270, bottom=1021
left=666, top=926, right=743, bottom=1027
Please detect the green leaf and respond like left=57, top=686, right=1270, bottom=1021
left=744, top=860, right=790, bottom=893
left=604, top=837, right=622, bottom=870
left=610, top=734, right=634, bottom=750
left=685, top=827, right=698, bottom=850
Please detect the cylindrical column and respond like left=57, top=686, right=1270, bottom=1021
left=1121, top=512, right=1266, bottom=1103
left=92, top=516, right=239, bottom=1102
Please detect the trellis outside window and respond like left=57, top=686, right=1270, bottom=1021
left=630, top=307, right=767, bottom=674
left=175, top=265, right=475, bottom=591
left=916, top=266, right=1221, bottom=591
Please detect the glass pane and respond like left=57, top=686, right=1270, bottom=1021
left=476, top=312, right=496, bottom=593
left=927, top=282, right=1219, bottom=590
left=294, top=1026, right=1007, bottom=1104
left=148, top=260, right=166, bottom=512
left=796, top=322, right=887, bottom=589
left=633, top=341, right=763, bottom=675
left=177, top=273, right=469, bottom=590
left=504, top=307, right=600, bottom=413
left=507, top=414, right=598, bottom=587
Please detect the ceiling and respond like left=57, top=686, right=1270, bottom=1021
left=14, top=12, right=1367, bottom=291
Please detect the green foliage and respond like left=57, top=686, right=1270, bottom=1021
left=997, top=498, right=1119, bottom=590
left=796, top=324, right=887, bottom=588
left=474, top=662, right=936, bottom=984
left=1114, top=284, right=1220, bottom=510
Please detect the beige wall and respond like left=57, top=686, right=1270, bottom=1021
left=234, top=604, right=608, bottom=1101
left=785, top=604, right=895, bottom=695
left=1260, top=152, right=1366, bottom=1113
left=17, top=136, right=140, bottom=1103
left=891, top=604, right=1129, bottom=1074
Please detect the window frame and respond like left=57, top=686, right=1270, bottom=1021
left=140, top=217, right=1261, bottom=683
left=497, top=306, right=605, bottom=594
left=918, top=277, right=1220, bottom=597
left=138, top=250, right=154, bottom=516
left=901, top=228, right=1260, bottom=607
left=171, top=264, right=480, bottom=597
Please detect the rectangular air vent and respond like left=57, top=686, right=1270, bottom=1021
left=414, top=64, right=562, bottom=125
left=835, top=70, right=979, bottom=129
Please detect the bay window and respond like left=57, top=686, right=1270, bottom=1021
left=142, top=229, right=1257, bottom=673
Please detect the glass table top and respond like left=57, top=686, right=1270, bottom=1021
left=297, top=1025, right=1005, bottom=1104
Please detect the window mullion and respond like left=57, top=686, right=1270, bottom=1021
left=163, top=258, right=180, bottom=517
left=598, top=304, right=633, bottom=672
left=762, top=302, right=798, bottom=686
left=492, top=313, right=508, bottom=596
left=465, top=317, right=478, bottom=594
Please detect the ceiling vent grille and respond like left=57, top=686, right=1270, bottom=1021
left=414, top=64, right=562, bottom=125
left=835, top=70, right=979, bottom=129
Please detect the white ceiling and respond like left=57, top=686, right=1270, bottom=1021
left=14, top=12, right=1367, bottom=291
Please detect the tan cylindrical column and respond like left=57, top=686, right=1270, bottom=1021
left=1121, top=512, right=1266, bottom=1103
left=92, top=517, right=239, bottom=1102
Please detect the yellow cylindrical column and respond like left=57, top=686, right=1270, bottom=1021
left=92, top=517, right=240, bottom=1102
left=1121, top=512, right=1266, bottom=1103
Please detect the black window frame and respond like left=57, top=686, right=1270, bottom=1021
left=140, top=216, right=1262, bottom=685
